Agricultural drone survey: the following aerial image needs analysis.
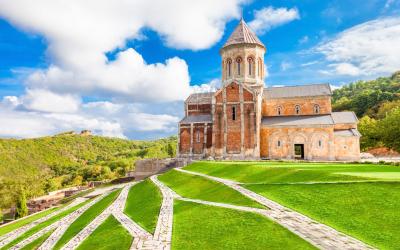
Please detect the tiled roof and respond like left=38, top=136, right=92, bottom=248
left=263, top=84, right=332, bottom=99
left=186, top=92, right=214, bottom=104
left=334, top=129, right=361, bottom=137
left=332, top=111, right=358, bottom=124
left=222, top=19, right=265, bottom=49
left=180, top=114, right=212, bottom=124
left=262, top=115, right=334, bottom=126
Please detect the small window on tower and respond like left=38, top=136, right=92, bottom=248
left=236, top=57, right=242, bottom=76
left=232, top=106, right=236, bottom=121
left=227, top=59, right=232, bottom=77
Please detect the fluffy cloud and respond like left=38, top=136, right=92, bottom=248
left=0, top=0, right=244, bottom=102
left=22, top=89, right=81, bottom=113
left=249, top=7, right=300, bottom=35
left=316, top=17, right=400, bottom=76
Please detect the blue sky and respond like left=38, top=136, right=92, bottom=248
left=0, top=0, right=399, bottom=139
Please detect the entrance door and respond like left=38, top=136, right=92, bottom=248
left=294, top=144, right=304, bottom=159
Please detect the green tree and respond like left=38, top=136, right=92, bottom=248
left=0, top=209, right=3, bottom=223
left=379, top=107, right=400, bottom=152
left=377, top=100, right=400, bottom=119
left=358, top=116, right=381, bottom=150
left=15, top=190, right=28, bottom=219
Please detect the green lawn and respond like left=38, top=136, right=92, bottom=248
left=20, top=229, right=55, bottom=250
left=184, top=161, right=400, bottom=183
left=172, top=200, right=315, bottom=250
left=53, top=189, right=121, bottom=250
left=76, top=215, right=132, bottom=250
left=124, top=180, right=162, bottom=233
left=1, top=200, right=91, bottom=249
left=158, top=170, right=263, bottom=209
left=0, top=207, right=59, bottom=237
left=245, top=182, right=400, bottom=250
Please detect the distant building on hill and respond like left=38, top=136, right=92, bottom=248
left=177, top=18, right=360, bottom=161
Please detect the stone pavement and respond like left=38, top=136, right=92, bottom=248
left=0, top=197, right=86, bottom=248
left=176, top=168, right=375, bottom=250
left=60, top=184, right=134, bottom=250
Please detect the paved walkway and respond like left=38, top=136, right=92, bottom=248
left=0, top=197, right=86, bottom=248
left=176, top=168, right=375, bottom=250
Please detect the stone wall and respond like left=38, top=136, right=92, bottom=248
left=334, top=136, right=361, bottom=161
left=260, top=126, right=335, bottom=160
left=133, top=158, right=189, bottom=180
left=262, top=96, right=331, bottom=116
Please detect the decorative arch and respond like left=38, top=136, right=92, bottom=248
left=294, top=104, right=301, bottom=115
left=226, top=58, right=232, bottom=78
left=247, top=56, right=255, bottom=76
left=313, top=104, right=320, bottom=114
left=276, top=105, right=283, bottom=116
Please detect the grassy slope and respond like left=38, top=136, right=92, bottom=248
left=124, top=180, right=162, bottom=233
left=184, top=161, right=400, bottom=183
left=20, top=229, right=55, bottom=250
left=158, top=170, right=263, bottom=209
left=1, top=200, right=90, bottom=249
left=0, top=207, right=59, bottom=237
left=172, top=200, right=315, bottom=250
left=53, top=189, right=121, bottom=250
left=76, top=215, right=132, bottom=250
left=246, top=182, right=400, bottom=250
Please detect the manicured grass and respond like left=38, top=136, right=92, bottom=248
left=184, top=161, right=400, bottom=183
left=124, top=180, right=162, bottom=233
left=1, top=200, right=91, bottom=249
left=245, top=182, right=400, bottom=250
left=53, top=189, right=121, bottom=250
left=76, top=215, right=132, bottom=250
left=158, top=170, right=263, bottom=209
left=172, top=200, right=315, bottom=250
left=0, top=207, right=59, bottom=237
left=20, top=229, right=55, bottom=250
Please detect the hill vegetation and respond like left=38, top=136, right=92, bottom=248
left=0, top=133, right=177, bottom=210
left=332, top=71, right=400, bottom=151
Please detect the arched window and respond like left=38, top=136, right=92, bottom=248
left=232, top=106, right=236, bottom=121
left=277, top=106, right=283, bottom=116
left=247, top=57, right=254, bottom=76
left=295, top=105, right=301, bottom=115
left=277, top=140, right=281, bottom=147
left=314, top=104, right=320, bottom=114
left=196, top=130, right=200, bottom=143
left=227, top=59, right=232, bottom=77
left=236, top=57, right=242, bottom=76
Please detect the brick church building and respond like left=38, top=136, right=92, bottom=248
left=177, top=19, right=361, bottom=161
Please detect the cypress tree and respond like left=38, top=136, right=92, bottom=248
left=15, top=190, right=28, bottom=219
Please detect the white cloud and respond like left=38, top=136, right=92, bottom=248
left=191, top=78, right=220, bottom=93
left=22, top=89, right=81, bottom=113
left=280, top=62, right=292, bottom=71
left=298, top=35, right=309, bottom=44
left=316, top=17, right=400, bottom=76
left=0, top=0, right=245, bottom=103
left=249, top=7, right=300, bottom=35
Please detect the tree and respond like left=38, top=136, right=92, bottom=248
left=0, top=209, right=3, bottom=223
left=379, top=107, right=400, bottom=152
left=358, top=116, right=381, bottom=150
left=377, top=100, right=400, bottom=119
left=15, top=190, right=28, bottom=219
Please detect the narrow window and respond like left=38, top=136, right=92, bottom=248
left=196, top=130, right=200, bottom=143
left=257, top=59, right=260, bottom=76
left=232, top=106, right=236, bottom=121
left=295, top=105, right=301, bottom=115
left=314, top=104, right=320, bottom=114
left=248, top=57, right=253, bottom=75
left=318, top=140, right=322, bottom=147
left=236, top=58, right=242, bottom=75
left=277, top=106, right=282, bottom=116
left=277, top=140, right=281, bottom=147
left=227, top=59, right=232, bottom=77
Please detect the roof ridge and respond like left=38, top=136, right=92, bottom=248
left=265, top=83, right=330, bottom=89
left=222, top=19, right=265, bottom=49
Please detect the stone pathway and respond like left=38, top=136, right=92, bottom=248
left=176, top=168, right=375, bottom=250
left=60, top=184, right=135, bottom=250
left=0, top=197, right=86, bottom=248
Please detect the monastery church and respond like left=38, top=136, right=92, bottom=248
left=177, top=19, right=361, bottom=161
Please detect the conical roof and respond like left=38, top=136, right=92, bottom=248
left=222, top=18, right=265, bottom=49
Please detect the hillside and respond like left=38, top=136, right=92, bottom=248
left=332, top=72, right=400, bottom=151
left=0, top=133, right=177, bottom=210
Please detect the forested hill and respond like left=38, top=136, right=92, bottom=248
left=0, top=133, right=177, bottom=210
left=332, top=71, right=400, bottom=152
left=332, top=71, right=400, bottom=118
